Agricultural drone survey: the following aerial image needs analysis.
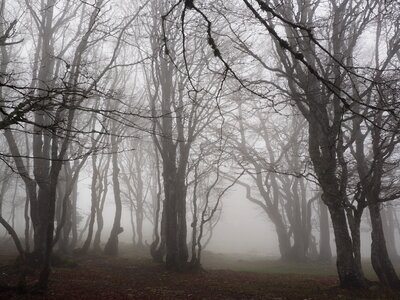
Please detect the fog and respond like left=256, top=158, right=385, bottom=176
left=0, top=0, right=400, bottom=297
left=1, top=175, right=390, bottom=260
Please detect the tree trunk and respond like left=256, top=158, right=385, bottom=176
left=273, top=217, right=292, bottom=261
left=382, top=207, right=399, bottom=262
left=319, top=201, right=332, bottom=262
left=135, top=161, right=144, bottom=248
left=70, top=181, right=78, bottom=249
left=369, top=201, right=400, bottom=289
left=129, top=203, right=137, bottom=247
left=93, top=210, right=104, bottom=252
left=104, top=134, right=123, bottom=256
left=150, top=147, right=164, bottom=262
left=151, top=201, right=166, bottom=263
left=80, top=155, right=98, bottom=254
left=291, top=178, right=307, bottom=261
left=177, top=180, right=188, bottom=264
left=328, top=203, right=365, bottom=288
left=136, top=207, right=144, bottom=248
left=164, top=166, right=179, bottom=269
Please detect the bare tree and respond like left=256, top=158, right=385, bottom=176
left=162, top=0, right=400, bottom=288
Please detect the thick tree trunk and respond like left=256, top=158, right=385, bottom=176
left=291, top=179, right=307, bottom=261
left=353, top=111, right=400, bottom=288
left=319, top=201, right=332, bottom=262
left=369, top=201, right=400, bottom=289
left=56, top=169, right=71, bottom=254
left=34, top=187, right=51, bottom=262
left=37, top=184, right=56, bottom=289
left=164, top=168, right=179, bottom=269
left=163, top=163, right=189, bottom=269
left=328, top=203, right=365, bottom=288
left=308, top=111, right=365, bottom=288
left=346, top=206, right=365, bottom=280
left=32, top=0, right=57, bottom=262
left=270, top=216, right=292, bottom=261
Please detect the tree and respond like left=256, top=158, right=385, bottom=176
left=226, top=100, right=318, bottom=261
left=120, top=137, right=155, bottom=249
left=144, top=0, right=229, bottom=270
left=188, top=137, right=240, bottom=267
left=0, top=0, right=148, bottom=289
left=162, top=0, right=400, bottom=288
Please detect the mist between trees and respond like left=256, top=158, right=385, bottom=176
left=0, top=0, right=400, bottom=295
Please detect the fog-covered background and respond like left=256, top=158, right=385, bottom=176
left=0, top=0, right=400, bottom=291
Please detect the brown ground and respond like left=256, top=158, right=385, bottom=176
left=0, top=253, right=399, bottom=300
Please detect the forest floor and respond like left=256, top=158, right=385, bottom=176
left=0, top=247, right=399, bottom=299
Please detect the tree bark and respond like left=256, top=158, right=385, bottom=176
left=104, top=132, right=123, bottom=256
left=80, top=154, right=98, bottom=254
left=369, top=201, right=400, bottom=289
left=319, top=201, right=332, bottom=262
left=328, top=203, right=365, bottom=288
left=382, top=208, right=400, bottom=262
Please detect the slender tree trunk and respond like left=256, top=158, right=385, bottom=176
left=136, top=207, right=144, bottom=248
left=80, top=155, right=98, bottom=254
left=129, top=203, right=136, bottom=247
left=104, top=134, right=123, bottom=256
left=24, top=191, right=31, bottom=253
left=382, top=207, right=399, bottom=262
left=190, top=168, right=199, bottom=265
left=70, top=182, right=78, bottom=249
left=151, top=201, right=166, bottom=263
left=93, top=154, right=110, bottom=252
left=77, top=214, right=90, bottom=245
left=177, top=180, right=188, bottom=264
left=150, top=145, right=165, bottom=262
left=93, top=174, right=105, bottom=252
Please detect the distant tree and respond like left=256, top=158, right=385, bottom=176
left=226, top=102, right=318, bottom=262
left=188, top=138, right=240, bottom=268
left=120, top=137, right=155, bottom=249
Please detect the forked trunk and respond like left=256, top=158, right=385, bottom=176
left=328, top=204, right=366, bottom=288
